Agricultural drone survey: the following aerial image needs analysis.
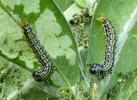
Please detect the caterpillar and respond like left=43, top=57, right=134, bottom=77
left=69, top=8, right=91, bottom=49
left=22, top=24, right=55, bottom=82
left=89, top=17, right=116, bottom=76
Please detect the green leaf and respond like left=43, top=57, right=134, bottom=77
left=1, top=0, right=137, bottom=99
left=1, top=0, right=40, bottom=14
left=53, top=0, right=74, bottom=12
left=0, top=0, right=80, bottom=99
left=74, top=0, right=89, bottom=8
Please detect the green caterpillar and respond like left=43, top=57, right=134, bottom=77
left=22, top=24, right=55, bottom=81
left=90, top=17, right=116, bottom=76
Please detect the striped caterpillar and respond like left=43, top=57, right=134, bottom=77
left=22, top=24, right=55, bottom=82
left=89, top=17, right=116, bottom=76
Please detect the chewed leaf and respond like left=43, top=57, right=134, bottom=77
left=0, top=57, right=33, bottom=99
left=33, top=1, right=80, bottom=85
left=0, top=7, right=38, bottom=70
left=1, top=0, right=40, bottom=14
left=0, top=8, right=22, bottom=59
left=0, top=0, right=80, bottom=99
left=19, top=50, right=38, bottom=69
left=35, top=9, right=76, bottom=65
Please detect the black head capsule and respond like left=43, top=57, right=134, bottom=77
left=69, top=19, right=75, bottom=26
left=22, top=24, right=32, bottom=34
left=32, top=71, right=43, bottom=82
left=32, top=69, right=49, bottom=82
left=89, top=64, right=103, bottom=75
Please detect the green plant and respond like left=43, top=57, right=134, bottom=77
left=0, top=0, right=137, bottom=100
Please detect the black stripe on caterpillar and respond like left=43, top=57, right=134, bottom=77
left=22, top=24, right=55, bottom=82
left=89, top=17, right=116, bottom=76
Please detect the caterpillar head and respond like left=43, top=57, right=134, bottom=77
left=32, top=71, right=43, bottom=82
left=32, top=69, right=49, bottom=82
left=89, top=64, right=103, bottom=75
